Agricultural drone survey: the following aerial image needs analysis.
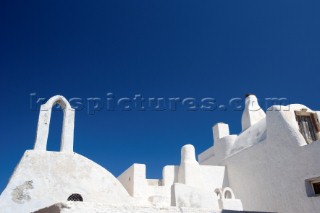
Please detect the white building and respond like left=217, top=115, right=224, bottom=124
left=0, top=94, right=319, bottom=213
left=199, top=94, right=320, bottom=213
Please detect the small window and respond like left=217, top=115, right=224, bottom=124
left=295, top=110, right=320, bottom=144
left=67, top=193, right=83, bottom=202
left=312, top=181, right=320, bottom=195
left=306, top=177, right=320, bottom=197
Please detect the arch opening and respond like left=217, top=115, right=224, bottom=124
left=224, top=190, right=232, bottom=199
left=221, top=187, right=235, bottom=200
left=67, top=193, right=83, bottom=202
left=34, top=95, right=75, bottom=152
left=46, top=106, right=64, bottom=151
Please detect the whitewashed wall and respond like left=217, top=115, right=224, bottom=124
left=0, top=151, right=132, bottom=213
left=199, top=104, right=320, bottom=213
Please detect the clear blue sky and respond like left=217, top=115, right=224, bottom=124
left=1, top=0, right=320, bottom=192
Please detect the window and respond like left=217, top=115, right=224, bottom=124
left=312, top=181, right=320, bottom=195
left=306, top=177, right=320, bottom=197
left=67, top=193, right=83, bottom=202
left=295, top=109, right=320, bottom=144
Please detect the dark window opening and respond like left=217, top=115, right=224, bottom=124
left=312, top=182, right=320, bottom=195
left=295, top=110, right=320, bottom=144
left=67, top=193, right=83, bottom=202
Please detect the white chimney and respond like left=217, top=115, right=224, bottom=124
left=241, top=94, right=266, bottom=131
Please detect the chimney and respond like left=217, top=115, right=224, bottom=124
left=241, top=94, right=266, bottom=131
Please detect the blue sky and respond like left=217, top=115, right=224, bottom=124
left=1, top=0, right=320, bottom=192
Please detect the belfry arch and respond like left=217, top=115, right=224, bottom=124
left=34, top=95, right=75, bottom=152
